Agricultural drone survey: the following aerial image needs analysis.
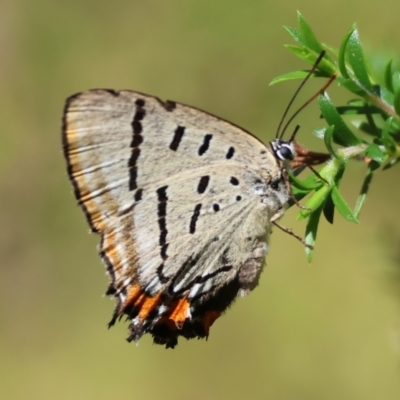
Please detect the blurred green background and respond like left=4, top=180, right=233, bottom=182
left=2, top=1, right=400, bottom=399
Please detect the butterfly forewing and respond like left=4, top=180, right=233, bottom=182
left=63, top=89, right=289, bottom=348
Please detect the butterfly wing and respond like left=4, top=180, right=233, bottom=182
left=63, top=89, right=289, bottom=347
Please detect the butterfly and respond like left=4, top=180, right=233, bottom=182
left=62, top=70, right=331, bottom=348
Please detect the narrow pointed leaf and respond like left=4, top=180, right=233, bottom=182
left=346, top=29, right=375, bottom=94
left=384, top=59, right=394, bottom=92
left=354, top=170, right=373, bottom=218
left=336, top=104, right=380, bottom=115
left=319, top=93, right=361, bottom=146
left=284, top=26, right=304, bottom=45
left=289, top=171, right=323, bottom=191
left=380, top=86, right=394, bottom=105
left=283, top=45, right=336, bottom=75
left=392, top=71, right=400, bottom=93
left=323, top=125, right=340, bottom=158
left=305, top=203, right=324, bottom=262
left=394, top=88, right=400, bottom=116
left=364, top=143, right=385, bottom=164
left=336, top=77, right=363, bottom=94
left=269, top=70, right=309, bottom=85
left=383, top=156, right=400, bottom=170
left=270, top=69, right=330, bottom=85
left=297, top=11, right=324, bottom=54
left=323, top=192, right=335, bottom=224
left=298, top=185, right=330, bottom=220
left=338, top=28, right=354, bottom=79
left=381, top=117, right=397, bottom=155
left=331, top=186, right=359, bottom=223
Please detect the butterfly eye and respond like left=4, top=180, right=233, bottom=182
left=269, top=139, right=295, bottom=161
left=277, top=144, right=294, bottom=161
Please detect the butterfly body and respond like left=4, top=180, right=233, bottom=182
left=63, top=89, right=291, bottom=348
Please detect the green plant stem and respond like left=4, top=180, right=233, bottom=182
left=364, top=92, right=399, bottom=119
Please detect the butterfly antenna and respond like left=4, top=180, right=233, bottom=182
left=279, top=72, right=337, bottom=140
left=275, top=51, right=326, bottom=140
left=288, top=124, right=301, bottom=143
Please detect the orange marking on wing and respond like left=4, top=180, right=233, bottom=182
left=202, top=311, right=221, bottom=334
left=124, top=283, right=142, bottom=305
left=138, top=292, right=163, bottom=320
left=153, top=298, right=190, bottom=331
left=167, top=297, right=190, bottom=328
left=122, top=283, right=163, bottom=320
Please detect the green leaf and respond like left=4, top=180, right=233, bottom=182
left=305, top=203, right=324, bottom=262
left=323, top=192, right=335, bottom=224
left=338, top=28, right=354, bottom=79
left=289, top=171, right=323, bottom=191
left=383, top=156, right=400, bottom=170
left=364, top=143, right=385, bottom=165
left=379, top=86, right=394, bottom=105
left=313, top=127, right=326, bottom=139
left=297, top=11, right=324, bottom=54
left=355, top=121, right=380, bottom=136
left=392, top=71, right=400, bottom=93
left=336, top=104, right=380, bottom=115
left=346, top=29, right=375, bottom=94
left=384, top=59, right=394, bottom=93
left=269, top=70, right=309, bottom=86
left=332, top=160, right=346, bottom=186
left=331, top=186, right=359, bottom=223
left=394, top=88, right=400, bottom=116
left=321, top=43, right=339, bottom=58
left=323, top=125, right=340, bottom=158
left=318, top=93, right=362, bottom=146
left=298, top=185, right=330, bottom=220
left=336, top=77, right=363, bottom=94
left=283, top=45, right=336, bottom=76
left=283, top=26, right=304, bottom=44
left=269, top=70, right=329, bottom=85
left=381, top=117, right=397, bottom=155
left=354, top=170, right=373, bottom=218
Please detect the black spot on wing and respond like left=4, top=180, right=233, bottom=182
left=189, top=203, right=202, bottom=234
left=236, top=195, right=242, bottom=201
left=170, top=126, right=185, bottom=151
left=197, top=176, right=210, bottom=194
left=226, top=146, right=235, bottom=159
left=198, top=134, right=212, bottom=156
left=230, top=177, right=239, bottom=186
left=134, top=188, right=143, bottom=202
left=213, top=204, right=220, bottom=212
left=135, top=98, right=145, bottom=107
left=128, top=98, right=146, bottom=191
